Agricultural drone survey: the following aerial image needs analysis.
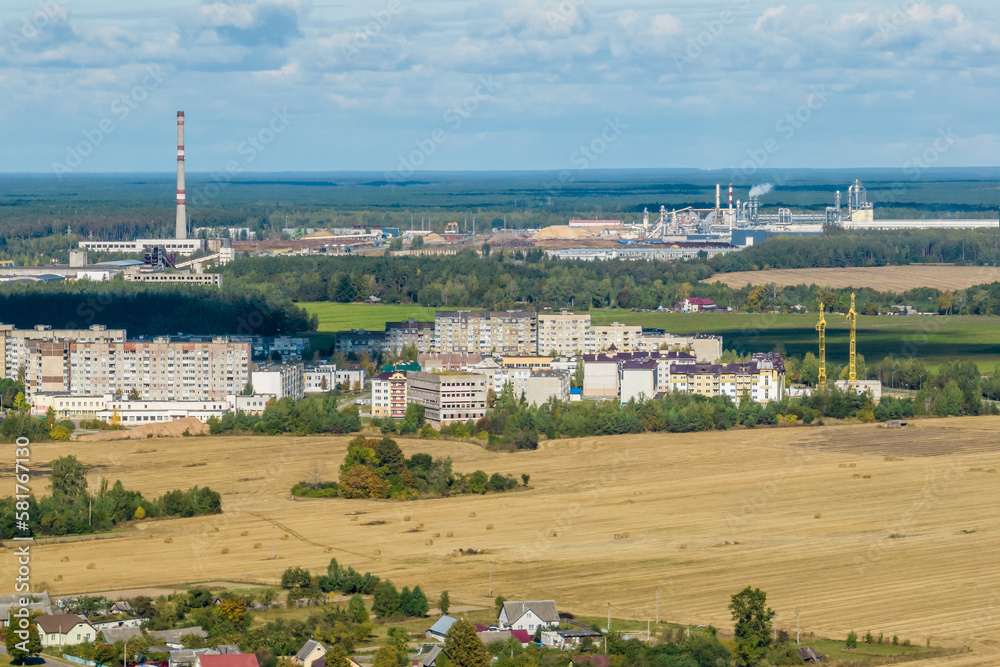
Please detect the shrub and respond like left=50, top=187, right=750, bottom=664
left=846, top=631, right=857, bottom=648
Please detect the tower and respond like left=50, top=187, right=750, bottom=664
left=175, top=111, right=187, bottom=239
left=847, top=292, right=858, bottom=388
left=815, top=302, right=827, bottom=388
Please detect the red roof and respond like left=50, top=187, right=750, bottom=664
left=687, top=298, right=717, bottom=305
left=509, top=629, right=532, bottom=643
left=199, top=655, right=259, bottom=667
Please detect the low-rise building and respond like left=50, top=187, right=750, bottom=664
left=304, top=365, right=337, bottom=393
left=834, top=379, right=883, bottom=403
left=638, top=333, right=723, bottom=363
left=98, top=398, right=233, bottom=425
left=372, top=371, right=408, bottom=419
left=30, top=393, right=107, bottom=419
left=252, top=363, right=304, bottom=400
left=36, top=614, right=97, bottom=647
left=674, top=297, right=720, bottom=313
left=666, top=353, right=785, bottom=404
left=407, top=371, right=488, bottom=425
left=335, top=366, right=366, bottom=390
left=498, top=600, right=560, bottom=632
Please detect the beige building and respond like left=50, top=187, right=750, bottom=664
left=537, top=311, right=590, bottom=355
left=372, top=371, right=408, bottom=418
left=1, top=324, right=125, bottom=398
left=385, top=319, right=435, bottom=354
left=666, top=353, right=785, bottom=404
left=434, top=310, right=536, bottom=355
left=638, top=334, right=723, bottom=362
left=406, top=371, right=488, bottom=425
left=30, top=393, right=107, bottom=419
left=587, top=322, right=642, bottom=352
left=524, top=369, right=571, bottom=406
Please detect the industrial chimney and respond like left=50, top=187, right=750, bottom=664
left=175, top=111, right=187, bottom=239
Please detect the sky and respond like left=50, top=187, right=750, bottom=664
left=0, top=0, right=998, bottom=177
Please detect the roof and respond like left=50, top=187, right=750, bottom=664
left=501, top=600, right=560, bottom=624
left=427, top=616, right=457, bottom=637
left=199, top=654, right=260, bottom=667
left=685, top=298, right=717, bottom=305
left=215, top=645, right=242, bottom=655
left=476, top=631, right=512, bottom=644
left=419, top=646, right=444, bottom=667
left=796, top=647, right=822, bottom=662
left=621, top=358, right=658, bottom=370
left=572, top=657, right=611, bottom=667
left=295, top=640, right=324, bottom=662
left=151, top=627, right=209, bottom=642
left=509, top=630, right=532, bottom=643
left=0, top=592, right=53, bottom=619
left=35, top=614, right=92, bottom=634
left=102, top=627, right=143, bottom=643
left=557, top=629, right=601, bottom=638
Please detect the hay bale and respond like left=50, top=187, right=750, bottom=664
left=404, top=515, right=411, bottom=521
left=254, top=543, right=262, bottom=549
left=433, top=533, right=441, bottom=538
left=849, top=463, right=857, bottom=468
left=60, top=556, right=69, bottom=562
left=325, top=546, right=333, bottom=553
left=447, top=531, right=454, bottom=537
left=54, top=574, right=63, bottom=581
left=164, top=537, right=173, bottom=543
left=418, top=523, right=424, bottom=529
left=486, top=524, right=494, bottom=530
left=374, top=549, right=381, bottom=555
left=86, top=563, right=96, bottom=569
left=853, top=473, right=861, bottom=478
left=549, top=531, right=557, bottom=537
left=468, top=512, right=476, bottom=518
left=221, top=547, right=230, bottom=554
left=212, top=527, right=219, bottom=532
left=351, top=516, right=359, bottom=522
left=838, top=463, right=848, bottom=468
left=814, top=513, right=822, bottom=519
left=679, top=544, right=688, bottom=550
left=425, top=540, right=434, bottom=546
left=145, top=534, right=153, bottom=540
left=281, top=533, right=289, bottom=540
left=863, top=474, right=872, bottom=479
left=241, top=530, right=249, bottom=536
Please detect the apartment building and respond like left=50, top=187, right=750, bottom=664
left=66, top=337, right=249, bottom=402
left=537, top=311, right=590, bottom=355
left=582, top=350, right=697, bottom=401
left=524, top=369, right=571, bottom=406
left=304, top=365, right=337, bottom=393
left=406, top=371, right=488, bottom=425
left=434, top=310, right=536, bottom=355
left=385, top=319, right=435, bottom=354
left=665, top=353, right=785, bottom=404
left=251, top=363, right=304, bottom=400
left=620, top=358, right=659, bottom=403
left=587, top=322, right=642, bottom=352
left=371, top=371, right=408, bottom=419
left=638, top=333, right=723, bottom=363
left=334, top=330, right=385, bottom=359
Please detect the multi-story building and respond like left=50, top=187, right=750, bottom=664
left=69, top=337, right=249, bottom=401
left=79, top=238, right=207, bottom=257
left=665, top=353, right=785, bottom=404
left=334, top=330, right=386, bottom=360
left=525, top=369, right=571, bottom=406
left=582, top=350, right=697, bottom=401
left=638, top=333, right=723, bottom=363
left=620, top=358, right=659, bottom=403
left=406, top=371, right=488, bottom=425
left=123, top=271, right=222, bottom=288
left=335, top=366, right=367, bottom=390
left=304, top=364, right=337, bottom=393
left=252, top=337, right=311, bottom=361
left=501, top=356, right=553, bottom=371
left=537, top=311, right=590, bottom=355
left=434, top=310, right=537, bottom=355
left=371, top=371, right=408, bottom=419
left=251, top=363, right=304, bottom=400
left=586, top=323, right=642, bottom=352
left=385, top=319, right=435, bottom=354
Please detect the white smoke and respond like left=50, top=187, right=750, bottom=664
left=749, top=183, right=773, bottom=198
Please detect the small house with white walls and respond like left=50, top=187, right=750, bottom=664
left=497, top=600, right=560, bottom=632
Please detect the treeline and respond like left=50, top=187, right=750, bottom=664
left=206, top=395, right=361, bottom=436
left=0, top=456, right=221, bottom=538
left=293, top=435, right=525, bottom=500
left=0, top=281, right=313, bottom=335
left=281, top=559, right=431, bottom=619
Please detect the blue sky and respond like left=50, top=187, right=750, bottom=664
left=0, top=0, right=997, bottom=175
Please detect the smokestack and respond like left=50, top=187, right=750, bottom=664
left=716, top=184, right=721, bottom=210
left=176, top=111, right=187, bottom=239
left=729, top=183, right=733, bottom=210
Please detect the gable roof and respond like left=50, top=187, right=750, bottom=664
left=294, top=640, right=324, bottom=662
left=427, top=616, right=457, bottom=637
left=35, top=614, right=92, bottom=634
left=151, top=627, right=209, bottom=643
left=509, top=629, right=532, bottom=643
left=199, top=654, right=260, bottom=667
left=501, top=601, right=559, bottom=624
left=419, top=646, right=444, bottom=667
left=101, top=627, right=143, bottom=643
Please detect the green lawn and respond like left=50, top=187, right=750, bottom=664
left=299, top=304, right=1000, bottom=372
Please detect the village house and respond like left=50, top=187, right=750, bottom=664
left=425, top=615, right=457, bottom=642
left=497, top=600, right=560, bottom=632
left=35, top=614, right=97, bottom=647
left=292, top=639, right=327, bottom=667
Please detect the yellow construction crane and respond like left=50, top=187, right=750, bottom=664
left=815, top=302, right=827, bottom=387
left=444, top=221, right=459, bottom=234
left=847, top=292, right=858, bottom=388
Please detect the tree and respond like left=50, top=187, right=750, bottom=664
left=373, top=581, right=401, bottom=618
left=14, top=391, right=29, bottom=413
left=6, top=612, right=28, bottom=664
left=219, top=596, right=248, bottom=628
left=401, top=585, right=429, bottom=617
left=241, top=382, right=254, bottom=396
left=481, top=243, right=491, bottom=257
left=373, top=646, right=400, bottom=667
left=326, top=645, right=351, bottom=667
left=438, top=590, right=451, bottom=615
left=444, top=619, right=490, bottom=667
left=27, top=622, right=41, bottom=658
left=846, top=631, right=858, bottom=648
left=348, top=593, right=369, bottom=623
left=412, top=236, right=425, bottom=249
left=494, top=595, right=506, bottom=615
left=50, top=455, right=88, bottom=505
left=405, top=402, right=426, bottom=428
left=468, top=470, right=488, bottom=494
left=729, top=586, right=776, bottom=666
left=128, top=387, right=141, bottom=401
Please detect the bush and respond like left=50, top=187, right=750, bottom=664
left=846, top=631, right=857, bottom=648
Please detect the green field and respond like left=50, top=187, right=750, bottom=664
left=300, top=303, right=1000, bottom=371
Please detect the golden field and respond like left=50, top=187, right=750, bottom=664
left=705, top=265, right=1000, bottom=292
left=4, top=418, right=1000, bottom=665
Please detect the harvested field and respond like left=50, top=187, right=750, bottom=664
left=74, top=417, right=209, bottom=441
left=6, top=417, right=1000, bottom=665
left=705, top=265, right=1000, bottom=292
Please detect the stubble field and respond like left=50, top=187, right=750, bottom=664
left=704, top=265, right=1000, bottom=292
left=4, top=418, right=1000, bottom=665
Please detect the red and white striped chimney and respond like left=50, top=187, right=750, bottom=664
left=175, top=111, right=187, bottom=239
left=729, top=183, right=733, bottom=210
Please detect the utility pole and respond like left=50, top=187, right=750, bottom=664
left=489, top=561, right=493, bottom=597
left=608, top=602, right=611, bottom=632
left=655, top=586, right=659, bottom=624
left=271, top=524, right=275, bottom=559
left=796, top=608, right=801, bottom=645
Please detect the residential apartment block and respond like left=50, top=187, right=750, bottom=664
left=385, top=319, right=435, bottom=354
left=434, top=310, right=537, bottom=356
left=406, top=371, right=488, bottom=425
left=372, top=371, right=408, bottom=419
left=537, top=311, right=590, bottom=355
left=587, top=322, right=642, bottom=352
left=664, top=353, right=785, bottom=404
left=638, top=333, right=723, bottom=363
left=582, top=350, right=698, bottom=401
left=251, top=363, right=304, bottom=400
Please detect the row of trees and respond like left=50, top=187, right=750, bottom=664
left=0, top=455, right=222, bottom=537
left=206, top=395, right=362, bottom=436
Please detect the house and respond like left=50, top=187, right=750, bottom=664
left=674, top=297, right=718, bottom=313
left=416, top=645, right=446, bottom=667
left=547, top=628, right=601, bottom=649
left=91, top=617, right=146, bottom=631
left=0, top=592, right=54, bottom=627
left=425, top=615, right=457, bottom=641
left=101, top=627, right=143, bottom=643
left=795, top=647, right=822, bottom=663
left=216, top=645, right=242, bottom=655
left=169, top=649, right=218, bottom=667
left=571, top=656, right=611, bottom=667
left=498, top=600, right=560, bottom=632
left=293, top=639, right=327, bottom=667
left=110, top=600, right=135, bottom=614
left=476, top=630, right=512, bottom=645
left=151, top=627, right=210, bottom=650
left=35, top=614, right=97, bottom=647
left=199, top=654, right=260, bottom=667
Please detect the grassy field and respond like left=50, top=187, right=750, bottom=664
left=7, top=417, right=1000, bottom=665
left=704, top=266, right=1000, bottom=292
left=300, top=303, right=471, bottom=355
left=590, top=310, right=1000, bottom=372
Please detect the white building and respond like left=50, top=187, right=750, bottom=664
left=498, top=601, right=560, bottom=632
left=304, top=365, right=337, bottom=393
left=834, top=380, right=883, bottom=403
left=79, top=238, right=207, bottom=257
left=620, top=358, right=658, bottom=403
left=98, top=399, right=234, bottom=425
left=335, top=367, right=367, bottom=390
left=251, top=363, right=304, bottom=400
